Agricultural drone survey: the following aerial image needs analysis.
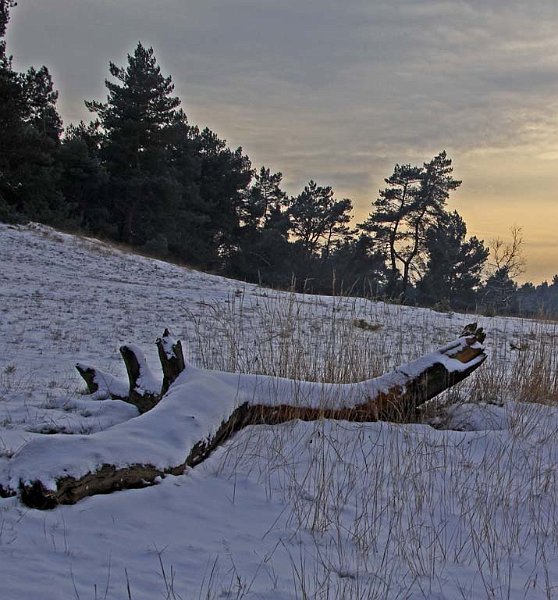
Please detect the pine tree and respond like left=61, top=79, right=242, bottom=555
left=288, top=180, right=353, bottom=256
left=22, top=66, right=62, bottom=139
left=0, top=1, right=23, bottom=219
left=0, top=1, right=64, bottom=223
left=360, top=151, right=461, bottom=300
left=242, top=166, right=289, bottom=231
left=417, top=210, right=488, bottom=310
left=17, top=65, right=64, bottom=221
left=483, top=267, right=517, bottom=315
left=0, top=1, right=16, bottom=48
left=162, top=112, right=205, bottom=261
left=229, top=166, right=292, bottom=284
left=86, top=43, right=182, bottom=244
left=58, top=121, right=108, bottom=231
left=318, top=234, right=387, bottom=297
left=192, top=127, right=252, bottom=267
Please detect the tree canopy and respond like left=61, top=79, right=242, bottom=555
left=0, top=1, right=64, bottom=223
left=360, top=151, right=461, bottom=300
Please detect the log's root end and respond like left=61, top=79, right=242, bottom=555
left=20, top=481, right=58, bottom=510
left=460, top=322, right=486, bottom=345
left=19, top=462, right=190, bottom=509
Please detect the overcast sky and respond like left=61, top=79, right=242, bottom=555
left=8, top=0, right=558, bottom=282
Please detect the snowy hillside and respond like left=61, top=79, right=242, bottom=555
left=0, top=223, right=557, bottom=599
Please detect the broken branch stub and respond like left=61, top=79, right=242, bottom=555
left=0, top=324, right=487, bottom=509
left=74, top=363, right=128, bottom=400
left=119, top=344, right=161, bottom=413
left=75, top=364, right=100, bottom=395
left=156, top=328, right=186, bottom=396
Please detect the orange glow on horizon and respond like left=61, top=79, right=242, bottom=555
left=348, top=148, right=558, bottom=285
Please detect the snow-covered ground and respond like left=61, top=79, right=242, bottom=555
left=0, top=223, right=557, bottom=599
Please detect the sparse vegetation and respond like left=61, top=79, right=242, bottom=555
left=1, top=223, right=558, bottom=598
left=1, top=0, right=557, bottom=594
left=352, top=318, right=382, bottom=333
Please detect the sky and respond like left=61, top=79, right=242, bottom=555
left=7, top=0, right=558, bottom=283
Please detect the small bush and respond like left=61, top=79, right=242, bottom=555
left=352, top=318, right=382, bottom=332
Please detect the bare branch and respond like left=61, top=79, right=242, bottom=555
left=490, top=225, right=526, bottom=280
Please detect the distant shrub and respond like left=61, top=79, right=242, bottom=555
left=352, top=318, right=382, bottom=332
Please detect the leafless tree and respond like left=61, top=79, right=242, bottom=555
left=489, top=225, right=526, bottom=280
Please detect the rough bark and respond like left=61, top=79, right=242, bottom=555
left=0, top=325, right=487, bottom=509
left=74, top=364, right=99, bottom=394
left=119, top=344, right=161, bottom=413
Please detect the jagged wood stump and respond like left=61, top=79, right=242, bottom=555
left=0, top=325, right=487, bottom=509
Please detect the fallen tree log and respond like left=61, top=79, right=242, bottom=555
left=0, top=324, right=486, bottom=509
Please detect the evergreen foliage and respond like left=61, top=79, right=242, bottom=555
left=417, top=211, right=489, bottom=310
left=0, top=42, right=26, bottom=221
left=515, top=276, right=558, bottom=317
left=482, top=267, right=517, bottom=315
left=229, top=167, right=293, bottom=285
left=58, top=122, right=109, bottom=231
left=193, top=127, right=252, bottom=267
left=241, top=166, right=289, bottom=231
left=0, top=2, right=65, bottom=223
left=288, top=180, right=353, bottom=258
left=86, top=43, right=182, bottom=245
left=360, top=151, right=461, bottom=300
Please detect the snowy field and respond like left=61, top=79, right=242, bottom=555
left=0, top=222, right=557, bottom=599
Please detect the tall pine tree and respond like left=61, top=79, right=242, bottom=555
left=241, top=167, right=289, bottom=231
left=288, top=180, right=353, bottom=257
left=360, top=151, right=461, bottom=300
left=0, top=1, right=23, bottom=220
left=58, top=121, right=109, bottom=231
left=0, top=1, right=64, bottom=223
left=229, top=166, right=292, bottom=285
left=191, top=127, right=252, bottom=267
left=86, top=43, right=182, bottom=245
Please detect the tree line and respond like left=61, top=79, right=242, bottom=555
left=1, top=2, right=557, bottom=317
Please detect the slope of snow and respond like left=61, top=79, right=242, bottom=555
left=1, top=223, right=557, bottom=599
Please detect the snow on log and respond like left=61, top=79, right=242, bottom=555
left=0, top=324, right=487, bottom=509
left=76, top=329, right=186, bottom=408
left=74, top=363, right=128, bottom=401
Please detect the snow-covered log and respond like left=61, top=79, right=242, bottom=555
left=0, top=325, right=486, bottom=509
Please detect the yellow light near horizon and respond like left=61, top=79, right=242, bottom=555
left=456, top=149, right=558, bottom=284
left=350, top=148, right=558, bottom=285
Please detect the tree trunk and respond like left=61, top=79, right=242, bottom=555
left=0, top=325, right=486, bottom=509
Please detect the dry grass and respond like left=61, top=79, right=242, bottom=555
left=468, top=321, right=558, bottom=407
left=182, top=291, right=558, bottom=419
left=186, top=293, right=558, bottom=596
left=183, top=291, right=442, bottom=386
left=212, top=404, right=558, bottom=598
